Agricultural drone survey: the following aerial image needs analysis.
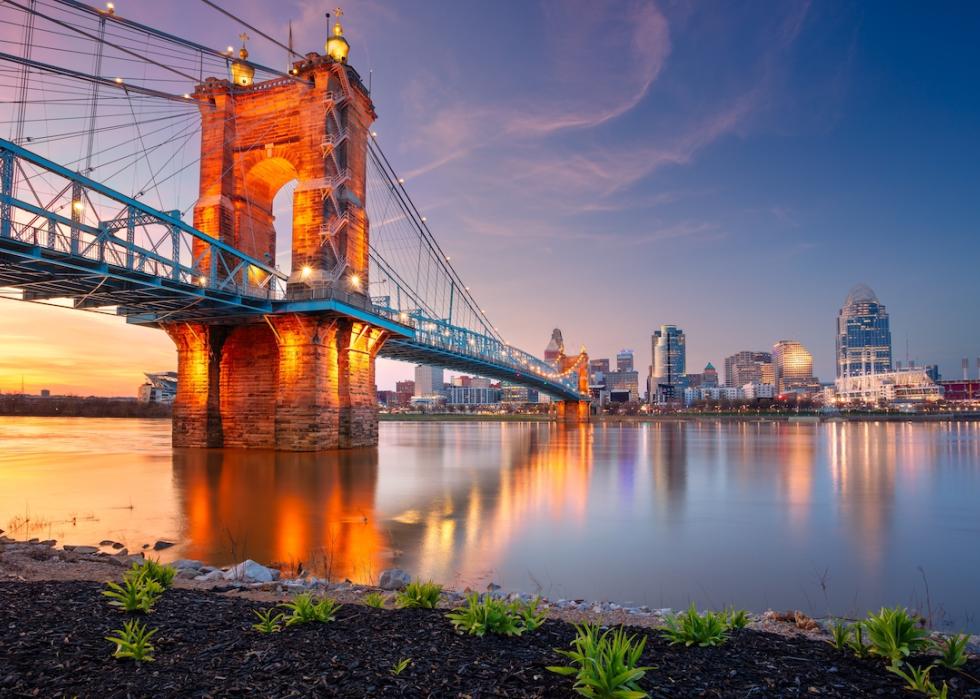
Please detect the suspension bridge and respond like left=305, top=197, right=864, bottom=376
left=0, top=0, right=590, bottom=450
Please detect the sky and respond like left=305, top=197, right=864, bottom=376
left=1, top=0, right=979, bottom=396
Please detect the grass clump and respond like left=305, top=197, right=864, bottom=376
left=102, top=572, right=163, bottom=614
left=396, top=580, right=442, bottom=609
left=547, top=623, right=653, bottom=698
left=362, top=592, right=386, bottom=608
left=863, top=607, right=931, bottom=665
left=106, top=619, right=157, bottom=662
left=390, top=658, right=412, bottom=676
left=661, top=604, right=728, bottom=647
left=281, top=592, right=342, bottom=626
left=252, top=608, right=285, bottom=633
left=129, top=559, right=177, bottom=589
left=723, top=607, right=750, bottom=630
left=446, top=593, right=546, bottom=637
left=887, top=663, right=949, bottom=698
left=934, top=633, right=969, bottom=670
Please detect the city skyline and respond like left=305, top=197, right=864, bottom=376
left=1, top=1, right=979, bottom=395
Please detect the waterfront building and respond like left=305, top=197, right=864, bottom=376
left=589, top=358, right=610, bottom=377
left=544, top=328, right=564, bottom=365
left=837, top=284, right=892, bottom=378
left=724, top=351, right=772, bottom=387
left=742, top=382, right=776, bottom=400
left=414, top=365, right=445, bottom=397
left=605, top=368, right=639, bottom=402
left=137, top=371, right=177, bottom=403
left=651, top=325, right=686, bottom=403
left=834, top=367, right=943, bottom=404
left=395, top=380, right=415, bottom=394
left=684, top=386, right=744, bottom=406
left=701, top=362, right=719, bottom=388
left=501, top=383, right=539, bottom=404
left=447, top=386, right=502, bottom=406
left=772, top=341, right=820, bottom=394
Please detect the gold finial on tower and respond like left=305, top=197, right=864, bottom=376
left=325, top=7, right=350, bottom=63
left=230, top=32, right=255, bottom=86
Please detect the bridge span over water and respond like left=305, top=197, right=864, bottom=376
left=0, top=1, right=589, bottom=449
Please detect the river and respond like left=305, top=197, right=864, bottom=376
left=1, top=416, right=978, bottom=630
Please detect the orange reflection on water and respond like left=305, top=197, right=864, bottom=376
left=172, top=448, right=386, bottom=580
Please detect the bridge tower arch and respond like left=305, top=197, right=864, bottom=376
left=164, top=19, right=386, bottom=451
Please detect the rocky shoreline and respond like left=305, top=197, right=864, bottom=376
left=2, top=534, right=979, bottom=697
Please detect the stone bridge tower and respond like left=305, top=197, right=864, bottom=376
left=164, top=15, right=389, bottom=451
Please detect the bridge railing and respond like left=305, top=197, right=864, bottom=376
left=0, top=139, right=286, bottom=299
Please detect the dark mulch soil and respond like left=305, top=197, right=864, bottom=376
left=1, top=582, right=978, bottom=698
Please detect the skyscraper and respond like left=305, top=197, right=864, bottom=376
left=772, top=340, right=819, bottom=394
left=616, top=349, right=634, bottom=372
left=837, top=284, right=892, bottom=377
left=651, top=325, right=686, bottom=402
left=723, top=351, right=773, bottom=387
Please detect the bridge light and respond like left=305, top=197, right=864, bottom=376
left=398, top=312, right=407, bottom=321
left=71, top=200, right=84, bottom=212
left=227, top=46, right=235, bottom=54
left=421, top=216, right=427, bottom=222
left=371, top=131, right=377, bottom=137
left=183, top=93, right=191, bottom=99
left=198, top=275, right=207, bottom=286
left=398, top=178, right=405, bottom=184
left=301, top=265, right=312, bottom=279
left=105, top=2, right=114, bottom=13
left=114, top=77, right=123, bottom=84
left=349, top=273, right=361, bottom=288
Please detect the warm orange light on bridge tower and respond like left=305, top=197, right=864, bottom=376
left=164, top=13, right=388, bottom=451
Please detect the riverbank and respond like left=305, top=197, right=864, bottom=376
left=382, top=411, right=980, bottom=423
left=2, top=536, right=978, bottom=697
left=0, top=394, right=170, bottom=418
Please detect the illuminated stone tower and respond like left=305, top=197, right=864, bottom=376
left=165, top=12, right=388, bottom=451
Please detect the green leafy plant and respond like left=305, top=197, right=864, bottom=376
left=106, top=619, right=157, bottom=662
left=102, top=574, right=163, bottom=614
left=281, top=593, right=342, bottom=626
left=252, top=608, right=285, bottom=633
left=934, top=633, right=969, bottom=670
left=390, top=658, right=412, bottom=676
left=863, top=607, right=931, bottom=665
left=129, top=559, right=177, bottom=589
left=547, top=623, right=653, bottom=699
left=847, top=621, right=871, bottom=659
left=363, top=592, right=386, bottom=608
left=829, top=620, right=850, bottom=651
left=396, top=580, right=442, bottom=609
left=723, top=607, right=750, bottom=630
left=446, top=593, right=545, bottom=637
left=887, top=663, right=949, bottom=698
left=661, top=604, right=728, bottom=647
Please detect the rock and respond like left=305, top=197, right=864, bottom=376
left=111, top=542, right=125, bottom=550
left=113, top=548, right=129, bottom=558
left=141, top=544, right=149, bottom=549
left=378, top=568, right=411, bottom=591
left=69, top=545, right=98, bottom=555
left=98, top=540, right=118, bottom=547
left=175, top=568, right=199, bottom=580
left=38, top=540, right=56, bottom=548
left=223, top=559, right=279, bottom=583
left=195, top=570, right=224, bottom=582
left=152, top=540, right=175, bottom=551
left=171, top=559, right=204, bottom=570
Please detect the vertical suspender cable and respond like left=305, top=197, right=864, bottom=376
left=82, top=14, right=107, bottom=174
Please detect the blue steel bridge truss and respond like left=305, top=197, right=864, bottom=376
left=0, top=138, right=587, bottom=401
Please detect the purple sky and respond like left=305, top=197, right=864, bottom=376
left=2, top=0, right=979, bottom=395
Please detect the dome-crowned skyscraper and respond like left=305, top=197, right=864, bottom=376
left=837, top=284, right=892, bottom=378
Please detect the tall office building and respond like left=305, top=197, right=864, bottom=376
left=651, top=325, right=686, bottom=402
left=616, top=349, right=634, bottom=372
left=724, top=351, right=773, bottom=387
left=414, top=365, right=445, bottom=397
left=837, top=284, right=892, bottom=377
left=772, top=340, right=819, bottom=394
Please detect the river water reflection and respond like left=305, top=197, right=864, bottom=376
left=2, top=417, right=979, bottom=630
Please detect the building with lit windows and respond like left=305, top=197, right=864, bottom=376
left=544, top=329, right=564, bottom=365
left=772, top=340, right=820, bottom=394
left=413, top=365, right=444, bottom=398
left=833, top=367, right=943, bottom=404
left=651, top=325, right=686, bottom=403
left=837, top=284, right=892, bottom=377
left=724, top=351, right=772, bottom=387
